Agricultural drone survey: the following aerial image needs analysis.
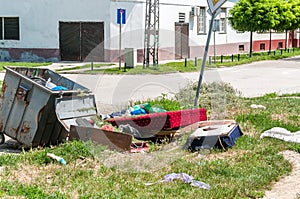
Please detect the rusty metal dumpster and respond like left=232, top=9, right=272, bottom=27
left=0, top=67, right=132, bottom=150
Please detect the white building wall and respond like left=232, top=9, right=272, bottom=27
left=109, top=0, right=240, bottom=51
left=109, top=1, right=144, bottom=50
left=0, top=0, right=111, bottom=49
left=0, top=0, right=292, bottom=61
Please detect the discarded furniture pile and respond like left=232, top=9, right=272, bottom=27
left=0, top=67, right=243, bottom=152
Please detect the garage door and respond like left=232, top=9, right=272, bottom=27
left=175, top=22, right=189, bottom=60
left=59, top=22, right=104, bottom=61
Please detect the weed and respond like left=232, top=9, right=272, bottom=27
left=289, top=144, right=300, bottom=153
left=0, top=62, right=51, bottom=71
left=174, top=81, right=241, bottom=118
left=55, top=63, right=115, bottom=72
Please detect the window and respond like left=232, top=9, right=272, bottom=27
left=239, top=45, right=244, bottom=51
left=260, top=43, right=265, bottom=50
left=278, top=42, right=283, bottom=49
left=0, top=17, right=19, bottom=40
left=0, top=18, right=2, bottom=40
left=219, top=8, right=227, bottom=33
left=197, top=7, right=206, bottom=34
left=179, top=13, right=185, bottom=23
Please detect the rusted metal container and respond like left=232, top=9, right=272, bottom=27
left=0, top=67, right=97, bottom=147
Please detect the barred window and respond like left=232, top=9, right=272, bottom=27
left=219, top=8, right=227, bottom=33
left=0, top=17, right=19, bottom=40
left=197, top=7, right=206, bottom=34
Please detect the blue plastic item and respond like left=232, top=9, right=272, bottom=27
left=130, top=105, right=146, bottom=115
left=51, top=86, right=68, bottom=91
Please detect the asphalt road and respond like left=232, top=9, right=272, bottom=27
left=0, top=57, right=299, bottom=113
left=60, top=57, right=300, bottom=113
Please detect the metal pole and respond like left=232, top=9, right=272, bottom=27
left=194, top=13, right=215, bottom=107
left=214, top=30, right=216, bottom=64
left=214, top=20, right=216, bottom=64
left=119, top=23, right=122, bottom=70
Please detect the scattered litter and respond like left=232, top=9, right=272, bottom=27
left=250, top=104, right=266, bottom=109
left=45, top=78, right=57, bottom=89
left=110, top=110, right=127, bottom=118
left=47, top=153, right=67, bottom=165
left=119, top=124, right=142, bottom=138
left=145, top=173, right=210, bottom=190
left=130, top=104, right=147, bottom=115
left=130, top=142, right=149, bottom=153
left=129, top=103, right=167, bottom=115
left=51, top=86, right=68, bottom=91
left=260, top=127, right=300, bottom=143
left=100, top=124, right=115, bottom=132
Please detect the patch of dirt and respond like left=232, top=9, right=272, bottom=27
left=271, top=113, right=289, bottom=121
left=263, top=150, right=300, bottom=199
left=100, top=145, right=184, bottom=172
left=200, top=149, right=251, bottom=161
left=7, top=164, right=61, bottom=185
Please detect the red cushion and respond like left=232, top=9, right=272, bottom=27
left=106, top=108, right=207, bottom=132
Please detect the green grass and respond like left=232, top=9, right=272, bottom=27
left=82, top=61, right=203, bottom=75
left=1, top=48, right=300, bottom=75
left=0, top=82, right=299, bottom=198
left=55, top=63, right=115, bottom=72
left=84, top=65, right=179, bottom=75
left=55, top=47, right=300, bottom=74
left=211, top=48, right=300, bottom=67
left=0, top=62, right=51, bottom=71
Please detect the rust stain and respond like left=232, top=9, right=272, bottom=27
left=21, top=121, right=31, bottom=134
left=16, top=87, right=25, bottom=100
left=0, top=121, right=3, bottom=131
left=0, top=81, right=7, bottom=99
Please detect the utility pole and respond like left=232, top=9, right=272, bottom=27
left=143, top=0, right=159, bottom=68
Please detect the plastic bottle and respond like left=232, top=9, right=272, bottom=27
left=47, top=153, right=67, bottom=165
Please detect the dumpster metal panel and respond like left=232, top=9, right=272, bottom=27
left=69, top=125, right=132, bottom=152
left=55, top=94, right=97, bottom=133
left=56, top=95, right=97, bottom=120
left=0, top=67, right=95, bottom=147
left=0, top=72, right=20, bottom=132
left=0, top=72, right=51, bottom=146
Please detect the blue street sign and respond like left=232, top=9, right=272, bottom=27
left=117, top=8, right=126, bottom=24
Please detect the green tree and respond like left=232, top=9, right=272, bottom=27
left=273, top=0, right=300, bottom=49
left=229, top=0, right=280, bottom=56
left=290, top=0, right=300, bottom=48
